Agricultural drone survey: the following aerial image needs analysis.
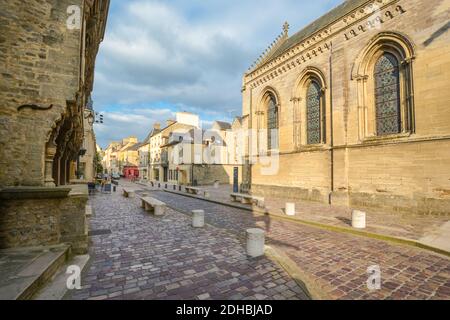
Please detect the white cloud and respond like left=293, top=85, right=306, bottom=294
left=93, top=0, right=344, bottom=147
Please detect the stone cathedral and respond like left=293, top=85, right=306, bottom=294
left=241, top=0, right=450, bottom=215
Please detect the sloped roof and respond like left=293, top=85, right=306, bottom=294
left=143, top=131, right=153, bottom=143
left=263, top=0, right=370, bottom=63
left=213, top=121, right=232, bottom=130
left=127, top=142, right=143, bottom=151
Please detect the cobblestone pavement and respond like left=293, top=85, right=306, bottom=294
left=152, top=182, right=449, bottom=242
left=138, top=184, right=450, bottom=300
left=65, top=187, right=309, bottom=300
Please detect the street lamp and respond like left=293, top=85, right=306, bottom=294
left=95, top=112, right=104, bottom=124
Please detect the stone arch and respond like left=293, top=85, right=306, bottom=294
left=44, top=110, right=66, bottom=187
left=292, top=67, right=327, bottom=148
left=352, top=32, right=416, bottom=139
left=256, top=86, right=281, bottom=151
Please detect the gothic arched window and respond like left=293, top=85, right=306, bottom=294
left=267, top=94, right=279, bottom=149
left=306, top=81, right=321, bottom=144
left=374, top=53, right=401, bottom=135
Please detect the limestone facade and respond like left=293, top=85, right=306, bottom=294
left=102, top=141, right=121, bottom=175
left=138, top=141, right=150, bottom=180
left=0, top=0, right=109, bottom=251
left=77, top=110, right=97, bottom=182
left=242, top=0, right=450, bottom=214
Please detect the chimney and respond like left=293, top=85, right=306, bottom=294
left=154, top=122, right=161, bottom=130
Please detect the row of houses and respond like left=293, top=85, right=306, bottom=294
left=102, top=112, right=250, bottom=189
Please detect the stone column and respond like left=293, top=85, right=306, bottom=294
left=44, top=145, right=57, bottom=187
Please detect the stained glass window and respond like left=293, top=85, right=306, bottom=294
left=374, top=53, right=401, bottom=135
left=306, top=81, right=321, bottom=145
left=267, top=94, right=278, bottom=149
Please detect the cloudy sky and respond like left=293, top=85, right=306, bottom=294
left=93, top=0, right=344, bottom=148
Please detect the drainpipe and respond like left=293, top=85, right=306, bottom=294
left=248, top=85, right=253, bottom=191
left=329, top=42, right=334, bottom=205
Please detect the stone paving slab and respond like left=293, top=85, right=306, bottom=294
left=65, top=187, right=309, bottom=300
left=138, top=183, right=450, bottom=300
left=0, top=244, right=70, bottom=300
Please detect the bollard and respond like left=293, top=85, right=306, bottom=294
left=352, top=210, right=366, bottom=229
left=246, top=228, right=265, bottom=257
left=158, top=183, right=161, bottom=188
left=179, top=186, right=182, bottom=191
left=165, top=184, right=168, bottom=189
left=173, top=185, right=176, bottom=190
left=285, top=203, right=295, bottom=216
left=204, top=191, right=210, bottom=198
left=192, top=210, right=205, bottom=228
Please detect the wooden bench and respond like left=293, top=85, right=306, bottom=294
left=141, top=197, right=166, bottom=216
left=185, top=186, right=202, bottom=195
left=123, top=188, right=136, bottom=198
left=230, top=193, right=265, bottom=207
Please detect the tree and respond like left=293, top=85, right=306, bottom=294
left=94, top=151, right=103, bottom=175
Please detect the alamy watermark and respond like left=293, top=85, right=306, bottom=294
left=66, top=265, right=82, bottom=290
left=366, top=265, right=381, bottom=290
left=66, top=5, right=81, bottom=30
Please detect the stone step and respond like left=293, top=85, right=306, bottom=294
left=33, top=254, right=90, bottom=300
left=0, top=244, right=71, bottom=300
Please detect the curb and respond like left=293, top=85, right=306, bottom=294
left=264, top=246, right=332, bottom=300
left=159, top=188, right=450, bottom=258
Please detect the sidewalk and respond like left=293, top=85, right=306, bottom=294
left=140, top=182, right=450, bottom=253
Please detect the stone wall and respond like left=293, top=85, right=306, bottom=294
left=0, top=0, right=84, bottom=187
left=0, top=0, right=109, bottom=188
left=193, top=165, right=244, bottom=185
left=0, top=185, right=89, bottom=253
left=243, top=0, right=450, bottom=215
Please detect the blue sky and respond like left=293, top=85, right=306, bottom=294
left=93, top=0, right=344, bottom=148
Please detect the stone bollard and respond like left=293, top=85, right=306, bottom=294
left=352, top=210, right=366, bottom=229
left=246, top=228, right=265, bottom=257
left=285, top=203, right=295, bottom=216
left=204, top=191, right=210, bottom=198
left=192, top=210, right=205, bottom=228
left=173, top=185, right=176, bottom=191
left=158, top=183, right=161, bottom=188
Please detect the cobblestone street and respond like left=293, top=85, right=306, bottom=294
left=65, top=181, right=450, bottom=300
left=65, top=186, right=308, bottom=300
left=136, top=183, right=450, bottom=300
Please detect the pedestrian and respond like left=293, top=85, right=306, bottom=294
left=101, top=177, right=107, bottom=192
